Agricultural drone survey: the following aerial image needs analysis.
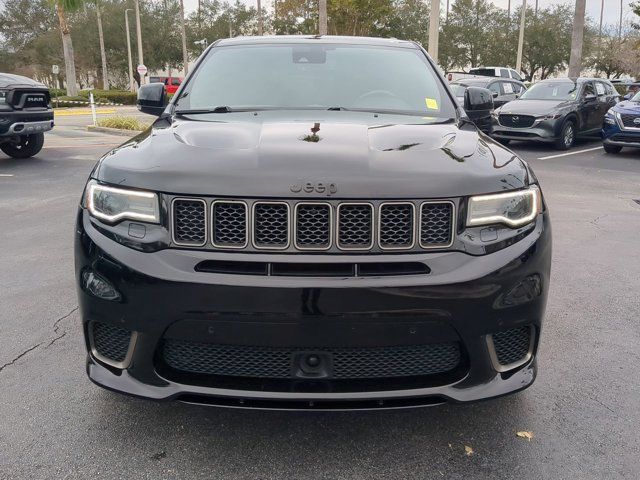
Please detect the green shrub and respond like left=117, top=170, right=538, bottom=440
left=49, top=88, right=67, bottom=97
left=96, top=116, right=150, bottom=131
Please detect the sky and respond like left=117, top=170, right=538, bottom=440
left=183, top=0, right=637, bottom=29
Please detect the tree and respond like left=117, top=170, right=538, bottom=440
left=520, top=5, right=575, bottom=80
left=568, top=0, right=587, bottom=77
left=327, top=0, right=394, bottom=36
left=385, top=0, right=430, bottom=45
left=51, top=0, right=84, bottom=96
left=589, top=28, right=640, bottom=78
left=440, top=0, right=502, bottom=69
left=95, top=0, right=109, bottom=89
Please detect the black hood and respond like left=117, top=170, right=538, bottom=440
left=94, top=111, right=531, bottom=199
left=0, top=73, right=46, bottom=89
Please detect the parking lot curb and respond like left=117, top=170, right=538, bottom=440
left=86, top=125, right=142, bottom=137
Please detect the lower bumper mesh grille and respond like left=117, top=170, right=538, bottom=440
left=91, top=322, right=132, bottom=364
left=162, top=340, right=461, bottom=380
left=491, top=326, right=532, bottom=367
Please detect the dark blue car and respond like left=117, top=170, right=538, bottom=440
left=602, top=91, right=640, bottom=153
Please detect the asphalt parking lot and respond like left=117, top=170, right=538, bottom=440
left=1, top=112, right=639, bottom=479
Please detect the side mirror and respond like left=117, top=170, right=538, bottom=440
left=464, top=86, right=494, bottom=112
left=137, top=83, right=167, bottom=116
left=492, top=91, right=499, bottom=98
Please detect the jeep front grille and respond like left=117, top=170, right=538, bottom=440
left=171, top=197, right=456, bottom=253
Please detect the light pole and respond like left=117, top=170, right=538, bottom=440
left=125, top=9, right=136, bottom=92
left=599, top=0, right=605, bottom=38
left=618, top=0, right=623, bottom=39
left=428, top=0, right=440, bottom=62
left=515, top=0, right=526, bottom=72
left=134, top=0, right=145, bottom=85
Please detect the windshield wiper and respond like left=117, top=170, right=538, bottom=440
left=327, top=106, right=350, bottom=111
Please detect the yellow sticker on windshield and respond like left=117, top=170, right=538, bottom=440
left=425, top=98, right=439, bottom=110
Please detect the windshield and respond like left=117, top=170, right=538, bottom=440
left=631, top=91, right=640, bottom=101
left=520, top=82, right=578, bottom=101
left=176, top=43, right=455, bottom=117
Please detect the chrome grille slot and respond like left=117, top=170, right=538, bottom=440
left=378, top=203, right=414, bottom=249
left=337, top=203, right=373, bottom=250
left=253, top=202, right=289, bottom=249
left=295, top=203, right=332, bottom=250
left=172, top=198, right=206, bottom=246
left=420, top=202, right=454, bottom=248
left=212, top=201, right=247, bottom=248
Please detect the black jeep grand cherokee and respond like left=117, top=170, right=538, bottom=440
left=76, top=36, right=551, bottom=410
left=0, top=73, right=54, bottom=158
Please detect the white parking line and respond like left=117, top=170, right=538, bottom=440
left=0, top=174, right=15, bottom=177
left=537, top=146, right=603, bottom=160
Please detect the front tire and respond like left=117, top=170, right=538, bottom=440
left=603, top=144, right=622, bottom=154
left=554, top=120, right=575, bottom=150
left=0, top=133, right=45, bottom=159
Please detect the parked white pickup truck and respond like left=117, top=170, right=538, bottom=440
left=446, top=67, right=524, bottom=83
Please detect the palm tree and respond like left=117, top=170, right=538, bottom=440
left=96, top=0, right=109, bottom=90
left=51, top=0, right=84, bottom=96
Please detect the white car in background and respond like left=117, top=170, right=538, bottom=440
left=446, top=66, right=524, bottom=83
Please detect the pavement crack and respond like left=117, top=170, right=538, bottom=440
left=0, top=306, right=78, bottom=375
left=589, top=214, right=608, bottom=230
left=52, top=306, right=78, bottom=334
left=0, top=342, right=44, bottom=374
left=46, top=331, right=68, bottom=348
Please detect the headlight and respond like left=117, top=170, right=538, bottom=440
left=603, top=109, right=616, bottom=125
left=535, top=113, right=561, bottom=121
left=0, top=90, right=7, bottom=105
left=86, top=180, right=159, bottom=224
left=467, top=186, right=541, bottom=228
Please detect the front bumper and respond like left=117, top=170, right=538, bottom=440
left=491, top=118, right=559, bottom=143
left=0, top=109, right=54, bottom=136
left=602, top=121, right=640, bottom=148
left=76, top=209, right=551, bottom=410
